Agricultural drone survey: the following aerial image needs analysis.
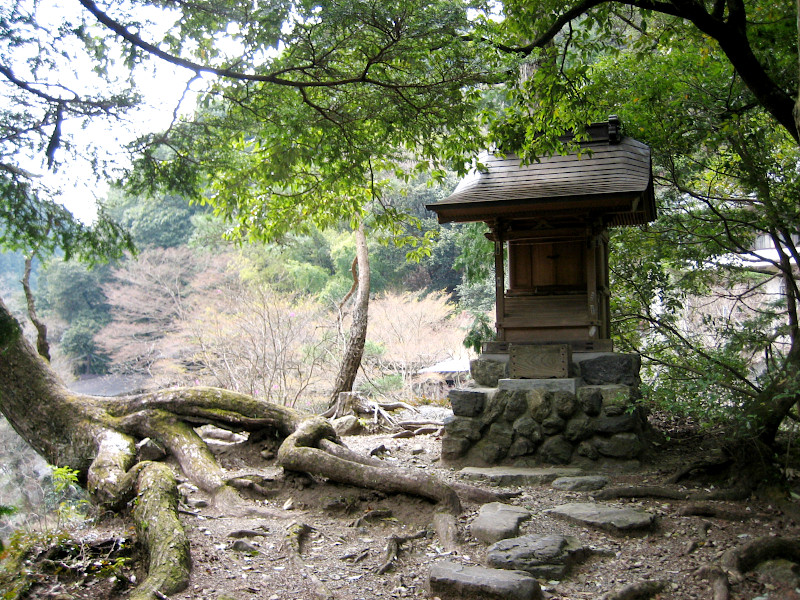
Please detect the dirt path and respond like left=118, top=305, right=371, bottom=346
left=7, top=425, right=800, bottom=600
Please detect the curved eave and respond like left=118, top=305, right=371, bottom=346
left=430, top=187, right=654, bottom=227
left=427, top=138, right=656, bottom=228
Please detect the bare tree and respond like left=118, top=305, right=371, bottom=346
left=186, top=282, right=333, bottom=408
left=99, top=247, right=232, bottom=376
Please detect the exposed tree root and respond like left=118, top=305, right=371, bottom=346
left=350, top=508, right=393, bottom=527
left=691, top=487, right=753, bottom=501
left=0, top=313, right=475, bottom=599
left=695, top=537, right=800, bottom=599
left=665, top=452, right=732, bottom=485
left=696, top=565, right=730, bottom=600
left=450, top=482, right=521, bottom=504
left=322, top=391, right=415, bottom=429
left=591, top=482, right=750, bottom=504
left=284, top=522, right=334, bottom=600
left=720, top=536, right=800, bottom=582
left=376, top=530, right=428, bottom=575
left=129, top=463, right=190, bottom=600
left=598, top=579, right=668, bottom=600
left=592, top=485, right=689, bottom=501
left=277, top=416, right=461, bottom=549
left=676, top=502, right=765, bottom=520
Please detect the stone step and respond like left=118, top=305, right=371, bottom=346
left=429, top=561, right=542, bottom=600
left=486, top=534, right=590, bottom=579
left=471, top=502, right=532, bottom=545
left=546, top=502, right=656, bottom=533
left=459, top=466, right=583, bottom=486
left=551, top=475, right=610, bottom=491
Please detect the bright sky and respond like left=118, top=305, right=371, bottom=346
left=51, top=62, right=200, bottom=223
left=4, top=0, right=206, bottom=223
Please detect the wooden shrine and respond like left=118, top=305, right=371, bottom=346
left=427, top=116, right=656, bottom=351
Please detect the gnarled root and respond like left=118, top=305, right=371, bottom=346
left=129, top=462, right=190, bottom=600
left=75, top=388, right=468, bottom=594
left=284, top=522, right=334, bottom=600
left=694, top=536, right=800, bottom=600
left=278, top=416, right=461, bottom=548
left=376, top=530, right=427, bottom=575
left=697, top=565, right=730, bottom=600
left=87, top=429, right=140, bottom=508
left=720, top=535, right=800, bottom=582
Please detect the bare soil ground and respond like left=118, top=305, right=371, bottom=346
left=6, top=413, right=800, bottom=600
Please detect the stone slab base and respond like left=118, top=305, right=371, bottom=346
left=498, top=378, right=582, bottom=394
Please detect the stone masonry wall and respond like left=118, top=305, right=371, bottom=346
left=441, top=353, right=648, bottom=466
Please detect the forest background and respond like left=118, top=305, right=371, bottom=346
left=0, top=175, right=486, bottom=411
left=1, top=0, right=800, bottom=596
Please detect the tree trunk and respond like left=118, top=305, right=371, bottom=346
left=710, top=344, right=800, bottom=492
left=330, top=221, right=370, bottom=403
left=22, top=254, right=50, bottom=361
left=0, top=295, right=469, bottom=599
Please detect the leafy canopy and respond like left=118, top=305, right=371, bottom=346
left=123, top=0, right=505, bottom=243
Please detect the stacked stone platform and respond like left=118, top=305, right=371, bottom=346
left=442, top=352, right=648, bottom=466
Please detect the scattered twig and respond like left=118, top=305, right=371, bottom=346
left=350, top=508, right=393, bottom=528
left=376, top=530, right=428, bottom=575
left=340, top=549, right=370, bottom=563
left=598, top=579, right=668, bottom=600
left=396, top=420, right=444, bottom=430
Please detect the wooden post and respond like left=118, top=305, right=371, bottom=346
left=600, top=230, right=611, bottom=338
left=586, top=231, right=598, bottom=340
left=493, top=222, right=506, bottom=341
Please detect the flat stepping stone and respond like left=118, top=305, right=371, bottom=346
left=487, top=534, right=589, bottom=579
left=546, top=502, right=656, bottom=533
left=551, top=475, right=609, bottom=491
left=460, top=466, right=583, bottom=486
left=429, top=561, right=542, bottom=600
left=471, top=502, right=532, bottom=545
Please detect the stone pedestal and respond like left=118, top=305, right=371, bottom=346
left=442, top=352, right=648, bottom=467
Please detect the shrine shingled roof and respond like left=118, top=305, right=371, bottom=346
left=427, top=120, right=656, bottom=228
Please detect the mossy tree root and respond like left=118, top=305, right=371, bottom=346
left=129, top=462, right=191, bottom=600
left=86, top=428, right=139, bottom=508
left=119, top=409, right=227, bottom=493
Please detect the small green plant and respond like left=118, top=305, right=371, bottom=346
left=462, top=311, right=493, bottom=354
left=96, top=555, right=130, bottom=577
left=358, top=374, right=403, bottom=396
left=49, top=466, right=89, bottom=527
left=0, top=505, right=17, bottom=555
left=51, top=467, right=79, bottom=494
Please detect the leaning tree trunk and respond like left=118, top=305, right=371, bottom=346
left=0, top=296, right=473, bottom=600
left=21, top=254, right=49, bottom=361
left=330, top=221, right=370, bottom=403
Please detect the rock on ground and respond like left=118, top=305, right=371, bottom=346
left=429, top=561, right=542, bottom=600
